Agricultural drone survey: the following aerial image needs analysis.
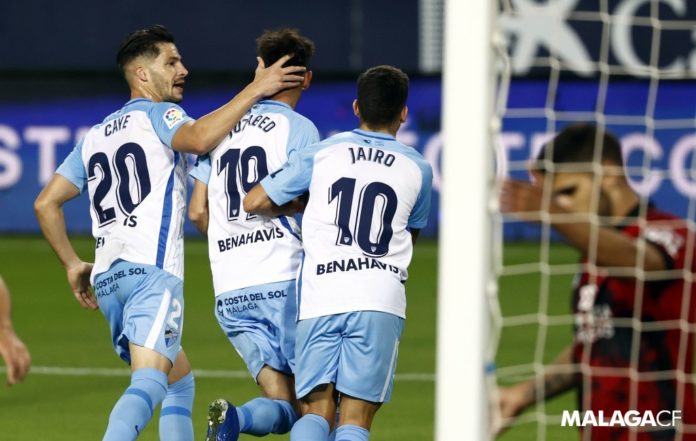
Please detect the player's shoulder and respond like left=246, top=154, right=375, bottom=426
left=382, top=137, right=432, bottom=180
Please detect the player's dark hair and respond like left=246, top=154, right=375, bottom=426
left=536, top=123, right=624, bottom=172
left=116, top=25, right=175, bottom=72
left=356, top=65, right=409, bottom=127
left=256, top=28, right=315, bottom=68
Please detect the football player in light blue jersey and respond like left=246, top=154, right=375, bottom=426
left=244, top=66, right=433, bottom=441
left=188, top=29, right=319, bottom=441
left=34, top=25, right=306, bottom=441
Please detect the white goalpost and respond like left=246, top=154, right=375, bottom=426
left=436, top=1, right=495, bottom=440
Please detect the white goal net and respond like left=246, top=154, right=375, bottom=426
left=439, top=1, right=696, bottom=440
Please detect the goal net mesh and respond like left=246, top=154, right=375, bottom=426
left=489, top=1, right=696, bottom=439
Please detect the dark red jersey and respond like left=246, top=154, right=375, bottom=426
left=572, top=205, right=696, bottom=440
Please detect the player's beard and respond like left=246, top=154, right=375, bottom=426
left=151, top=72, right=182, bottom=103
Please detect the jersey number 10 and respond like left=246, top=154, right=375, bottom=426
left=330, top=177, right=397, bottom=257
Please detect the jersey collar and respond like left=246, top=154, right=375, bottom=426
left=258, top=99, right=292, bottom=110
left=352, top=128, right=396, bottom=141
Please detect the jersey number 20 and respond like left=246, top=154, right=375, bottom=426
left=88, top=143, right=151, bottom=226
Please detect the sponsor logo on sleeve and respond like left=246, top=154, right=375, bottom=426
left=163, top=107, right=184, bottom=129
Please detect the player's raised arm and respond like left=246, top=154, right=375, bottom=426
left=34, top=175, right=97, bottom=310
left=500, top=179, right=667, bottom=271
left=171, top=55, right=306, bottom=155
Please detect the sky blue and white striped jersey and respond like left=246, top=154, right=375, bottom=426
left=261, top=128, right=433, bottom=320
left=56, top=98, right=192, bottom=282
left=190, top=100, right=320, bottom=294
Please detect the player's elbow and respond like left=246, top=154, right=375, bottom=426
left=33, top=191, right=54, bottom=219
left=188, top=205, right=207, bottom=233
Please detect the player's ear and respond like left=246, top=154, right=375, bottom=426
left=133, top=64, right=149, bottom=83
left=301, top=70, right=313, bottom=91
left=400, top=106, right=408, bottom=123
left=352, top=99, right=360, bottom=118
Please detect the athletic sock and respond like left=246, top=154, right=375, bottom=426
left=236, top=397, right=298, bottom=435
left=103, top=368, right=168, bottom=441
left=290, top=413, right=330, bottom=441
left=335, top=424, right=370, bottom=441
left=159, top=372, right=195, bottom=441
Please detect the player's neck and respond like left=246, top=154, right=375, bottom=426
left=266, top=88, right=301, bottom=109
left=358, top=122, right=399, bottom=137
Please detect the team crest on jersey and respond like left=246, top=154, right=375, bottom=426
left=163, top=107, right=184, bottom=129
left=164, top=324, right=179, bottom=347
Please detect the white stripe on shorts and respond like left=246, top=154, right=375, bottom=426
left=380, top=339, right=400, bottom=402
left=145, top=288, right=171, bottom=349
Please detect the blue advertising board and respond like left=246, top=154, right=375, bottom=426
left=1, top=78, right=695, bottom=240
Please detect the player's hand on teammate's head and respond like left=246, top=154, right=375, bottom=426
left=252, top=54, right=306, bottom=97
left=66, top=261, right=98, bottom=310
left=0, top=327, right=31, bottom=386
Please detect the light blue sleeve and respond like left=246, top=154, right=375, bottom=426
left=260, top=144, right=319, bottom=206
left=408, top=159, right=434, bottom=229
left=55, top=140, right=87, bottom=193
left=148, top=102, right=194, bottom=148
left=189, top=154, right=212, bottom=184
left=286, top=118, right=321, bottom=157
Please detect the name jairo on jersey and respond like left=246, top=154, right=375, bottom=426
left=56, top=98, right=193, bottom=282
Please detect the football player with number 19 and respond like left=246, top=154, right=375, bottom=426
left=188, top=28, right=319, bottom=441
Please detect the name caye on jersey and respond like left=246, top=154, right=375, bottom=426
left=56, top=98, right=192, bottom=282
left=572, top=205, right=696, bottom=440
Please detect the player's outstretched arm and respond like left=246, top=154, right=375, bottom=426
left=500, top=179, right=667, bottom=271
left=188, top=180, right=209, bottom=235
left=34, top=175, right=97, bottom=310
left=494, top=346, right=576, bottom=435
left=0, top=276, right=31, bottom=386
left=171, top=55, right=306, bottom=155
left=243, top=183, right=305, bottom=217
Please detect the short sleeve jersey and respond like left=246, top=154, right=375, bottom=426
left=189, top=100, right=320, bottom=294
left=260, top=129, right=433, bottom=320
left=56, top=98, right=192, bottom=281
left=572, top=205, right=696, bottom=440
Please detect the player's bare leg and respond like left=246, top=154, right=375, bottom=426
left=257, top=365, right=299, bottom=409
left=335, top=394, right=380, bottom=440
left=291, top=383, right=339, bottom=440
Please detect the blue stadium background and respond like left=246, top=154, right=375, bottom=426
left=1, top=0, right=695, bottom=238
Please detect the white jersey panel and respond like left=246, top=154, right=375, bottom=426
left=203, top=102, right=317, bottom=294
left=76, top=102, right=188, bottom=282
